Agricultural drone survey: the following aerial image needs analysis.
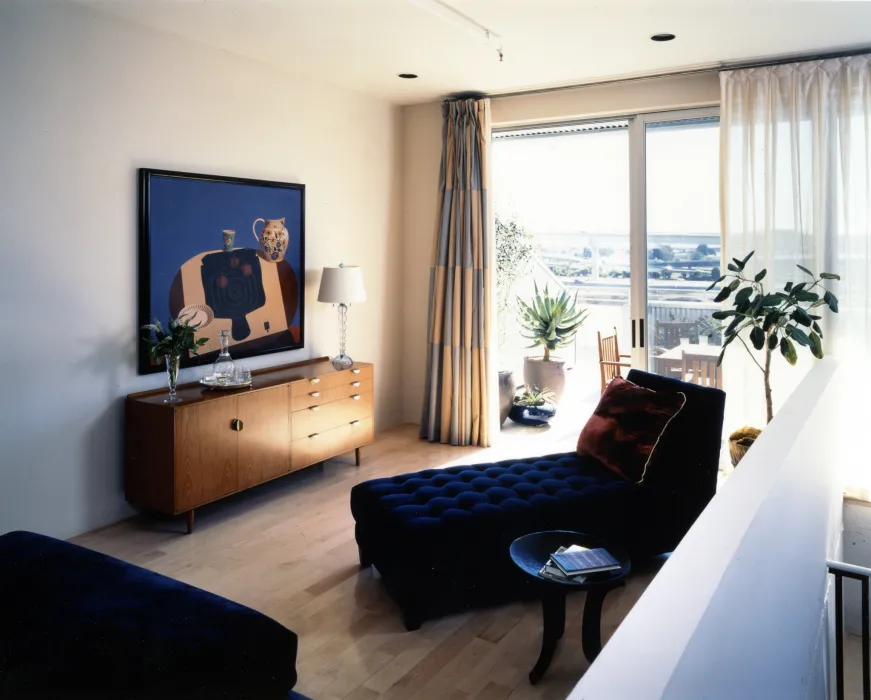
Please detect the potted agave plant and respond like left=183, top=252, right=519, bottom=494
left=508, top=386, right=557, bottom=427
left=142, top=314, right=209, bottom=403
left=709, top=250, right=840, bottom=463
left=516, top=282, right=589, bottom=403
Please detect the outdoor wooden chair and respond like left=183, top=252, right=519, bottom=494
left=598, top=327, right=632, bottom=393
left=681, top=351, right=723, bottom=389
left=656, top=321, right=697, bottom=350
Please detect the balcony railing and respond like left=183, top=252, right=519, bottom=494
left=828, top=559, right=871, bottom=700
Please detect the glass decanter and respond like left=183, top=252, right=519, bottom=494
left=212, top=330, right=236, bottom=384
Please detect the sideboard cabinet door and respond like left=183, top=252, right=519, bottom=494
left=175, top=399, right=239, bottom=512
left=237, top=386, right=290, bottom=488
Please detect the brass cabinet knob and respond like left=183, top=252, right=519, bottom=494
left=309, top=433, right=320, bottom=440
left=351, top=369, right=361, bottom=374
left=351, top=381, right=361, bottom=387
left=310, top=378, right=320, bottom=384
left=350, top=420, right=361, bottom=427
left=351, top=394, right=361, bottom=400
left=310, top=391, right=320, bottom=397
left=231, top=419, right=244, bottom=432
left=309, top=406, right=320, bottom=412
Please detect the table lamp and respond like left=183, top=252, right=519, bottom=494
left=317, top=264, right=367, bottom=370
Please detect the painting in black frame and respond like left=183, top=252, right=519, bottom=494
left=138, top=168, right=305, bottom=375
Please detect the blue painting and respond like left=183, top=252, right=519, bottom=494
left=138, top=169, right=305, bottom=374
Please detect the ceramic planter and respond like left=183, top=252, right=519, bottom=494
left=523, top=357, right=567, bottom=403
left=498, top=370, right=515, bottom=427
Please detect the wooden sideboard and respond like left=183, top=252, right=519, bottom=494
left=125, top=357, right=374, bottom=533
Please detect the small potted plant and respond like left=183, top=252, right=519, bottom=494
left=516, top=282, right=589, bottom=403
left=709, top=250, right=840, bottom=463
left=142, top=314, right=209, bottom=403
left=508, top=386, right=557, bottom=427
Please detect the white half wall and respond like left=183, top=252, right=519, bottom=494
left=569, top=360, right=845, bottom=700
left=0, top=2, right=402, bottom=539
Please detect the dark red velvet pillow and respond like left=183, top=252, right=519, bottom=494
left=577, top=376, right=686, bottom=483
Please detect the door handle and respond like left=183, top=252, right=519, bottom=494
left=631, top=319, right=636, bottom=349
left=639, top=318, right=645, bottom=348
left=231, top=419, right=243, bottom=432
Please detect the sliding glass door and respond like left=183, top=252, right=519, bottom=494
left=493, top=108, right=720, bottom=397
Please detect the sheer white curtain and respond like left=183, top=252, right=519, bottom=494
left=720, top=56, right=871, bottom=494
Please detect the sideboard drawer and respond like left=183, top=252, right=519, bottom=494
left=290, top=378, right=373, bottom=411
left=290, top=417, right=374, bottom=471
left=291, top=393, right=373, bottom=442
left=289, top=365, right=373, bottom=397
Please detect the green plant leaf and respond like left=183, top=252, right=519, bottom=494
left=750, top=326, right=765, bottom=350
left=812, top=320, right=823, bottom=338
left=763, top=311, right=780, bottom=332
left=762, top=293, right=783, bottom=307
left=711, top=310, right=736, bottom=320
left=784, top=281, right=793, bottom=293
left=791, top=308, right=813, bottom=327
left=768, top=333, right=778, bottom=350
left=820, top=272, right=841, bottom=280
left=754, top=269, right=767, bottom=282
left=791, top=282, right=807, bottom=295
left=717, top=347, right=726, bottom=367
left=796, top=264, right=814, bottom=277
left=742, top=251, right=755, bottom=266
left=729, top=279, right=741, bottom=291
left=809, top=331, right=824, bottom=359
left=727, top=262, right=739, bottom=273
left=780, top=337, right=797, bottom=365
left=706, top=275, right=726, bottom=291
left=734, top=287, right=754, bottom=304
left=725, top=317, right=742, bottom=336
left=824, top=290, right=839, bottom=313
left=714, top=286, right=732, bottom=303
left=788, top=325, right=811, bottom=346
left=794, top=290, right=819, bottom=303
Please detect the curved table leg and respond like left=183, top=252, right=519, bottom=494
left=581, top=581, right=625, bottom=663
left=529, top=589, right=566, bottom=685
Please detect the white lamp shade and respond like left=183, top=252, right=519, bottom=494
left=317, top=265, right=367, bottom=304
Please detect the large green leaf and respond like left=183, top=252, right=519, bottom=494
left=750, top=326, right=765, bottom=350
left=780, top=337, right=797, bottom=365
left=794, top=290, right=819, bottom=303
left=707, top=275, right=727, bottom=291
left=796, top=264, right=814, bottom=277
left=712, top=310, right=736, bottom=320
left=714, top=286, right=733, bottom=303
left=742, top=251, right=755, bottom=266
left=768, top=333, right=778, bottom=350
left=727, top=262, right=739, bottom=273
left=735, top=287, right=754, bottom=304
left=809, top=331, right=824, bottom=359
left=754, top=268, right=767, bottom=282
left=820, top=272, right=841, bottom=280
left=824, top=290, right=839, bottom=313
left=788, top=325, right=811, bottom=346
left=763, top=311, right=780, bottom=332
left=791, top=308, right=813, bottom=327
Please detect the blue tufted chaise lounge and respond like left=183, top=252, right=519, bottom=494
left=0, top=530, right=310, bottom=700
left=351, top=370, right=725, bottom=630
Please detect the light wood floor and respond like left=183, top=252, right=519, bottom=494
left=73, top=423, right=666, bottom=700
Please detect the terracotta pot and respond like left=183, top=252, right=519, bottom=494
left=498, top=370, right=515, bottom=427
left=728, top=426, right=762, bottom=466
left=523, top=357, right=567, bottom=403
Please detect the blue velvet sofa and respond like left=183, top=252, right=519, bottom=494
left=351, top=370, right=725, bottom=630
left=0, top=531, right=309, bottom=700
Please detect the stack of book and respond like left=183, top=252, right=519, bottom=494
left=538, top=545, right=621, bottom=584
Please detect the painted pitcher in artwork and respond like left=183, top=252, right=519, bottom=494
left=252, top=218, right=289, bottom=262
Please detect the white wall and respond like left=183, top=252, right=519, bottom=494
left=399, top=74, right=720, bottom=424
left=0, top=2, right=403, bottom=539
left=569, top=360, right=845, bottom=700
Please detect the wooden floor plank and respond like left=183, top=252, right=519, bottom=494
left=71, top=423, right=665, bottom=699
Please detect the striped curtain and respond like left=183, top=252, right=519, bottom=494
left=420, top=97, right=492, bottom=446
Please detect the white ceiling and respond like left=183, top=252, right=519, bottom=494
left=78, top=0, right=871, bottom=105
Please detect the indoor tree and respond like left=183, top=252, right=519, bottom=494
left=709, top=251, right=840, bottom=424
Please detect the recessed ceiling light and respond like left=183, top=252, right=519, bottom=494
left=651, top=33, right=676, bottom=42
left=398, top=73, right=419, bottom=79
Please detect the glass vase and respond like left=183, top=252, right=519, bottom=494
left=164, top=353, right=181, bottom=403
left=212, top=330, right=236, bottom=384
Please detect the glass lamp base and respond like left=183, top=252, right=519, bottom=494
left=331, top=354, right=354, bottom=370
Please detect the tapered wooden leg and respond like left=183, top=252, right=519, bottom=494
left=529, top=589, right=566, bottom=684
left=355, top=447, right=361, bottom=466
left=185, top=509, right=195, bottom=535
left=581, top=581, right=624, bottom=663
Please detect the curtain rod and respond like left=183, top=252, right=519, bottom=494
left=486, top=45, right=871, bottom=101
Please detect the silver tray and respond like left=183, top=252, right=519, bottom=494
left=199, top=376, right=253, bottom=390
